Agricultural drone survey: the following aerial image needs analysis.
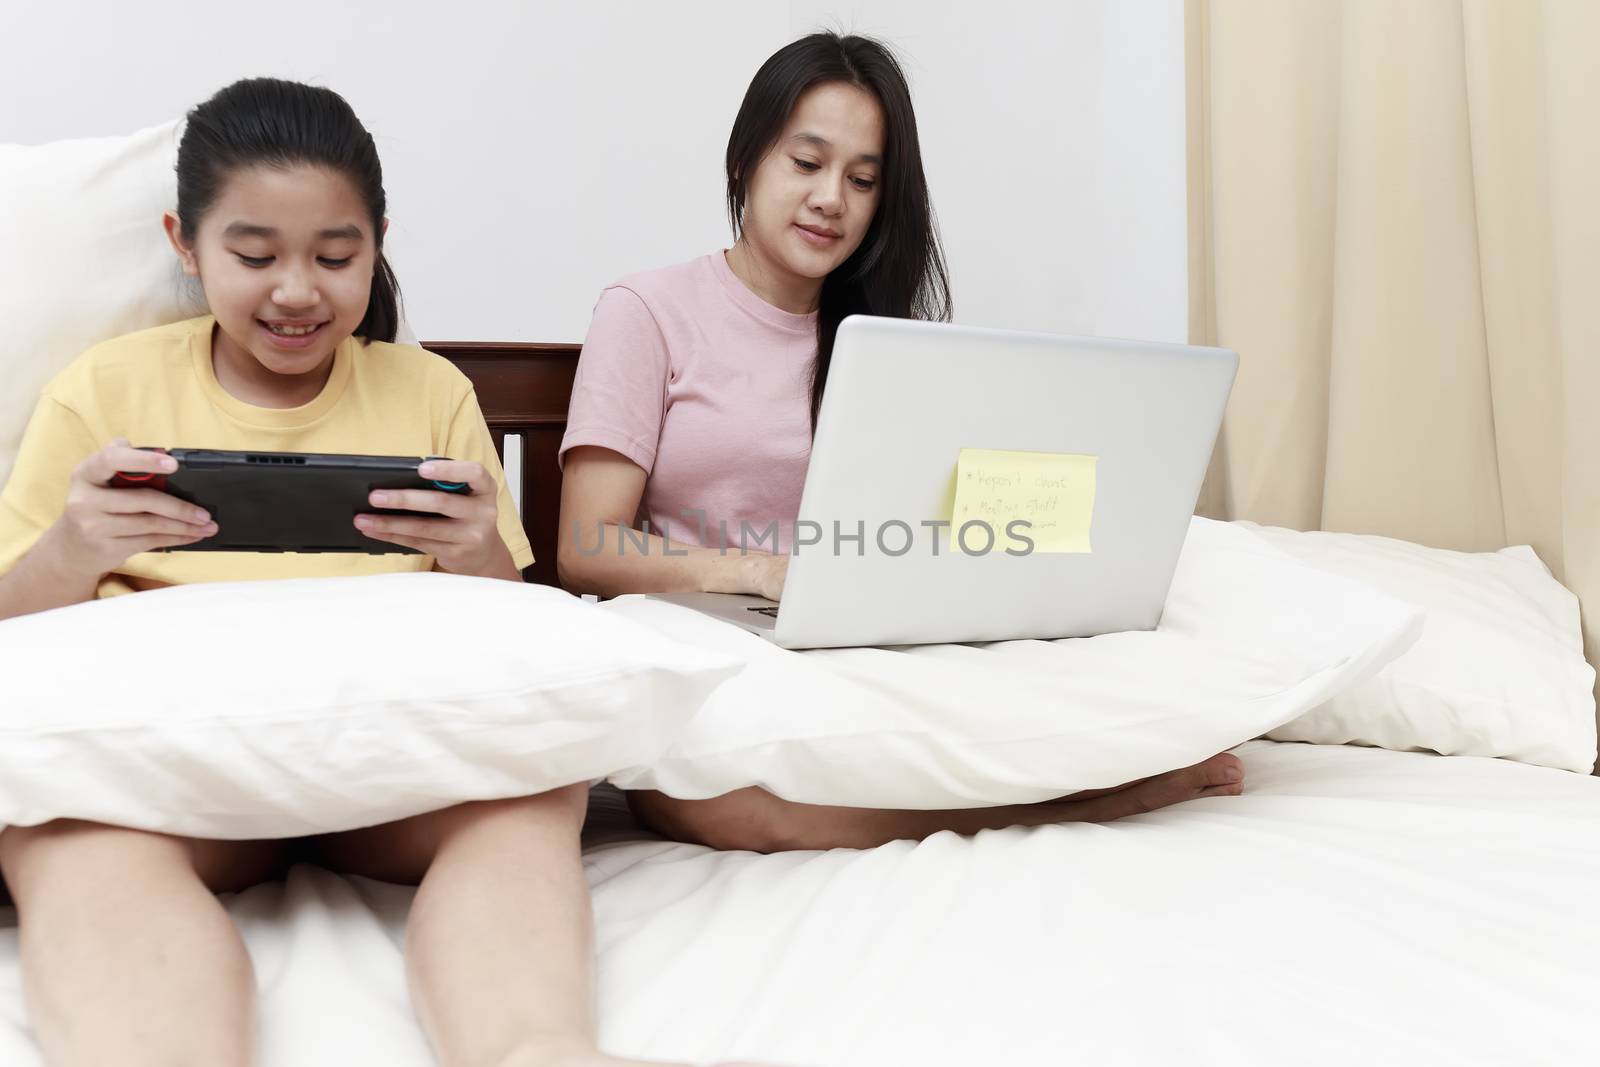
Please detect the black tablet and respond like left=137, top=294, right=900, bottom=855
left=110, top=448, right=469, bottom=553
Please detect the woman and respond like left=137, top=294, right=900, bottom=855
left=557, top=33, right=1244, bottom=855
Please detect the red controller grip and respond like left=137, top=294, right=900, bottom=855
left=109, top=448, right=170, bottom=491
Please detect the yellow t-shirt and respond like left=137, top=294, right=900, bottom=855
left=0, top=316, right=533, bottom=597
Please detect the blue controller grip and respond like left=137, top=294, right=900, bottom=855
left=420, top=457, right=468, bottom=493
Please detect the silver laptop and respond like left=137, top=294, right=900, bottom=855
left=649, top=315, right=1237, bottom=649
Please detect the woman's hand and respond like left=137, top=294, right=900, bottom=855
left=557, top=445, right=791, bottom=600
left=46, top=439, right=217, bottom=577
left=744, top=550, right=789, bottom=602
left=355, top=459, right=520, bottom=580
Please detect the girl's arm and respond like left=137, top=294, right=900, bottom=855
left=0, top=526, right=101, bottom=621
left=354, top=459, right=522, bottom=582
left=556, top=446, right=786, bottom=600
left=0, top=441, right=217, bottom=622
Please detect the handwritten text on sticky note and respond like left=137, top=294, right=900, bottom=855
left=950, top=448, right=1097, bottom=554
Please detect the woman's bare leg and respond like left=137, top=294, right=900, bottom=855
left=629, top=752, right=1245, bottom=853
left=310, top=787, right=704, bottom=1067
left=0, top=821, right=291, bottom=1067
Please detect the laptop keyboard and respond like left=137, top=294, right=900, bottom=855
left=746, top=606, right=780, bottom=618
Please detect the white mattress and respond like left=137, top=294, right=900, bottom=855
left=5, top=739, right=1600, bottom=1066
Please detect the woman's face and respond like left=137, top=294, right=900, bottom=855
left=165, top=164, right=379, bottom=381
left=741, top=81, right=886, bottom=289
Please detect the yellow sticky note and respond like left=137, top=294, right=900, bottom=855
left=950, top=448, right=1097, bottom=554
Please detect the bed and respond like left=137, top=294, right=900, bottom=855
left=4, top=342, right=1599, bottom=1066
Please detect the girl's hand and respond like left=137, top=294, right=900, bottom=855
left=355, top=460, right=519, bottom=580
left=47, top=439, right=218, bottom=577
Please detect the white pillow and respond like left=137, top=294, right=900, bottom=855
left=603, top=519, right=1423, bottom=808
left=0, top=121, right=201, bottom=488
left=1245, top=524, right=1597, bottom=772
left=0, top=573, right=740, bottom=839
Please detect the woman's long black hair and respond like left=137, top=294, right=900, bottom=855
left=725, top=32, right=952, bottom=427
left=175, top=77, right=402, bottom=343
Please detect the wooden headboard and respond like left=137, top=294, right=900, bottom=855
left=425, top=342, right=580, bottom=588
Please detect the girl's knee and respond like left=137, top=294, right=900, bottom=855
left=1, top=822, right=281, bottom=898
left=314, top=786, right=592, bottom=884
left=2, top=819, right=173, bottom=861
left=0, top=820, right=187, bottom=898
left=448, top=784, right=591, bottom=836
left=415, top=788, right=591, bottom=865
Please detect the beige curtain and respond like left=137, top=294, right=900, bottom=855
left=1187, top=0, right=1600, bottom=733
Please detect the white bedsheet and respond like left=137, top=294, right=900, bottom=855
left=5, top=740, right=1599, bottom=1065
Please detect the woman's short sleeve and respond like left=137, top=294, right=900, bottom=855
left=558, top=286, right=671, bottom=474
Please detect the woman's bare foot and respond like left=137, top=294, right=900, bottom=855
left=506, top=1049, right=683, bottom=1067
left=510, top=1048, right=788, bottom=1067
left=1037, top=752, right=1244, bottom=825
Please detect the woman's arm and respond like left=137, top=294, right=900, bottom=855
left=556, top=446, right=786, bottom=600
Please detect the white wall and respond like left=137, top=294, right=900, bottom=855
left=789, top=0, right=1188, bottom=342
left=1, top=0, right=1185, bottom=344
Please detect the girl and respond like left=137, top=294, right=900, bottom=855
left=0, top=79, right=732, bottom=1067
left=557, top=33, right=1245, bottom=853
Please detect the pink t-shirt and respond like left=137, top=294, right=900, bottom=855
left=560, top=251, right=817, bottom=553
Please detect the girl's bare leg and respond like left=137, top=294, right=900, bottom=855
left=311, top=787, right=715, bottom=1067
left=0, top=821, right=291, bottom=1067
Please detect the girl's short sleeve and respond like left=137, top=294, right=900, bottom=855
left=440, top=388, right=535, bottom=571
left=0, top=396, right=99, bottom=577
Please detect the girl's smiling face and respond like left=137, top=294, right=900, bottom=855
left=165, top=164, right=380, bottom=398
left=737, top=81, right=886, bottom=308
